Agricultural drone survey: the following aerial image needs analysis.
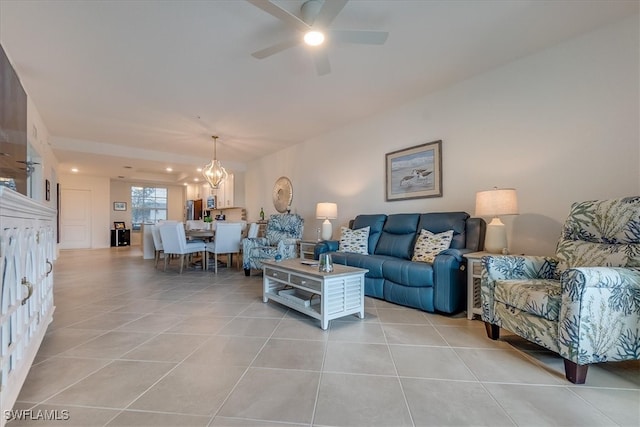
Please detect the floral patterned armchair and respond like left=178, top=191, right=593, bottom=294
left=242, top=214, right=304, bottom=276
left=481, top=197, right=640, bottom=384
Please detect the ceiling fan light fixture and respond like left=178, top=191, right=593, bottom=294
left=202, top=135, right=228, bottom=189
left=304, top=30, right=325, bottom=46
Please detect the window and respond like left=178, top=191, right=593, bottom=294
left=131, top=186, right=167, bottom=230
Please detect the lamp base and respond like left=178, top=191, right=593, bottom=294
left=321, top=220, right=333, bottom=241
left=484, top=217, right=507, bottom=254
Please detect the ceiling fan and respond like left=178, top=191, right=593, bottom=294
left=247, top=0, right=388, bottom=76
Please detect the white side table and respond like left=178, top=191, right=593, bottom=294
left=462, top=251, right=492, bottom=320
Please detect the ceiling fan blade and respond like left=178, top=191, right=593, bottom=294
left=251, top=37, right=301, bottom=59
left=310, top=49, right=331, bottom=76
left=313, top=0, right=348, bottom=28
left=246, top=0, right=310, bottom=32
left=330, top=29, right=389, bottom=45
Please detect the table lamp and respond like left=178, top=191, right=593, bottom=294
left=316, top=202, right=338, bottom=241
left=475, top=187, right=519, bottom=253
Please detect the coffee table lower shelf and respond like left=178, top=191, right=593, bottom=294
left=264, top=291, right=322, bottom=318
left=262, top=259, right=367, bottom=330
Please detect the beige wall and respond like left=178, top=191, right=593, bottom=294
left=109, top=180, right=186, bottom=225
left=58, top=174, right=110, bottom=249
left=55, top=176, right=187, bottom=249
left=110, top=180, right=186, bottom=246
left=245, top=16, right=640, bottom=256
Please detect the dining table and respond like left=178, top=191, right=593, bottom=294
left=185, top=228, right=215, bottom=242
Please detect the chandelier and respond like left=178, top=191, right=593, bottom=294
left=202, top=135, right=228, bottom=189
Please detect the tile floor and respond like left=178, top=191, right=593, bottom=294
left=9, top=247, right=640, bottom=426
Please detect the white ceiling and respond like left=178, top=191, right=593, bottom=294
left=1, top=0, right=638, bottom=184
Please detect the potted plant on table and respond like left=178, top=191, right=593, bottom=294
left=203, top=215, right=213, bottom=230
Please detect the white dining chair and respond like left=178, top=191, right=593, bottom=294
left=205, top=222, right=243, bottom=273
left=247, top=222, right=259, bottom=239
left=150, top=225, right=164, bottom=268
left=158, top=222, right=206, bottom=273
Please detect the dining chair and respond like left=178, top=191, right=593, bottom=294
left=158, top=222, right=206, bottom=273
left=247, top=222, right=259, bottom=239
left=205, top=222, right=243, bottom=273
left=150, top=220, right=179, bottom=268
left=150, top=225, right=164, bottom=268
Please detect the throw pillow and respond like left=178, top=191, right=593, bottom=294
left=338, top=226, right=370, bottom=254
left=412, top=229, right=454, bottom=263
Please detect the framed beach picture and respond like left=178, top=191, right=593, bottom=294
left=385, top=140, right=442, bottom=201
left=113, top=202, right=127, bottom=211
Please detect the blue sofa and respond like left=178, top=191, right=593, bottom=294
left=315, top=212, right=485, bottom=314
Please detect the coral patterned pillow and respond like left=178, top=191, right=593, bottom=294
left=412, top=229, right=454, bottom=263
left=338, top=226, right=370, bottom=254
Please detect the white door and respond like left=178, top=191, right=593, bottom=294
left=60, top=189, right=91, bottom=249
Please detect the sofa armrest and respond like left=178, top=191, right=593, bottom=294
left=314, top=240, right=339, bottom=259
left=432, top=252, right=466, bottom=313
left=481, top=255, right=558, bottom=324
left=562, top=266, right=640, bottom=291
left=483, top=255, right=558, bottom=281
left=559, top=267, right=640, bottom=365
left=438, top=248, right=463, bottom=263
left=242, top=237, right=269, bottom=254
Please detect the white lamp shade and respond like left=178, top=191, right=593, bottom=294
left=475, top=188, right=519, bottom=217
left=316, top=202, right=338, bottom=219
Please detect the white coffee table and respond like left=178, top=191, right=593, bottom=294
left=262, top=258, right=368, bottom=329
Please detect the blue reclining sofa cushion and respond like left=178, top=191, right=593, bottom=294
left=417, top=212, right=469, bottom=250
left=375, top=214, right=420, bottom=259
left=382, top=257, right=434, bottom=287
left=351, top=214, right=386, bottom=254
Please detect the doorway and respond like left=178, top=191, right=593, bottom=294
left=60, top=189, right=91, bottom=249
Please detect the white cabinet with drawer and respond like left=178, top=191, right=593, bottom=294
left=0, top=188, right=56, bottom=425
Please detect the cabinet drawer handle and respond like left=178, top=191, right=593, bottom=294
left=21, top=278, right=33, bottom=305
left=300, top=280, right=306, bottom=284
left=46, top=259, right=53, bottom=276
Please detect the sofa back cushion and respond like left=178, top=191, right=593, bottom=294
left=555, top=197, right=640, bottom=275
left=417, top=212, right=469, bottom=250
left=375, top=214, right=420, bottom=260
left=266, top=214, right=304, bottom=246
left=352, top=214, right=387, bottom=255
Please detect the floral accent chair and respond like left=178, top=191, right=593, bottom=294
left=242, top=214, right=304, bottom=276
left=481, top=197, right=640, bottom=384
